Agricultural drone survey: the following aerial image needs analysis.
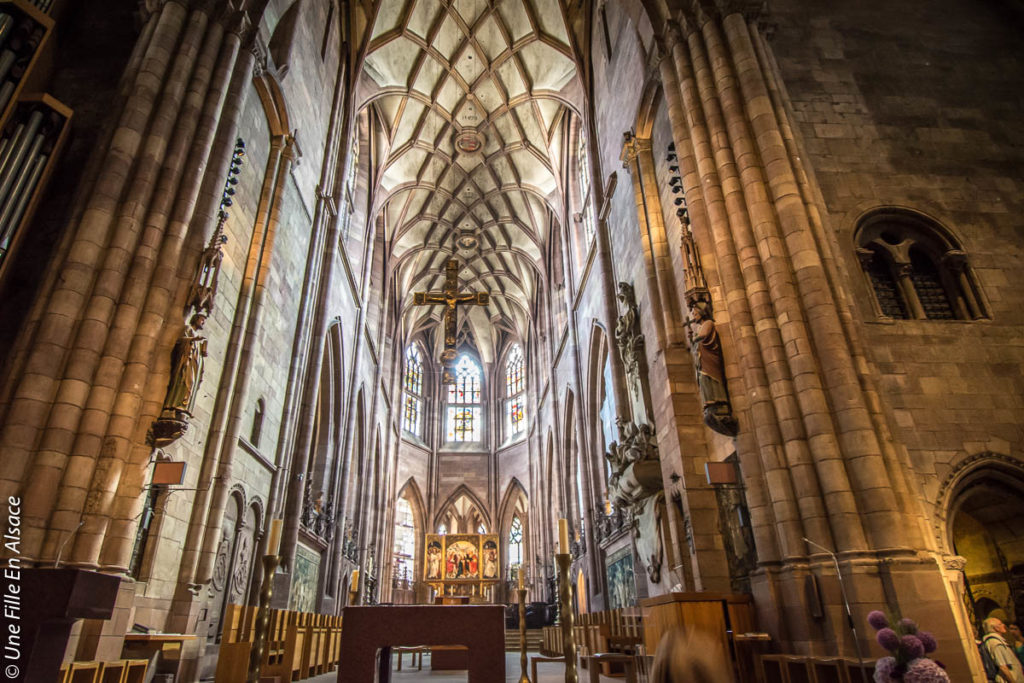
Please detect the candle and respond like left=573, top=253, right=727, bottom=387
left=518, top=566, right=524, bottom=590
left=604, top=498, right=612, bottom=515
left=558, top=518, right=569, bottom=554
left=267, top=518, right=283, bottom=556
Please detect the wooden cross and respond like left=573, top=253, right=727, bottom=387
left=413, top=259, right=489, bottom=383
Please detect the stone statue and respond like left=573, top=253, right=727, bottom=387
left=162, top=313, right=209, bottom=419
left=614, top=282, right=643, bottom=402
left=686, top=298, right=738, bottom=436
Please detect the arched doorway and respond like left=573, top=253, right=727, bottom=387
left=947, top=458, right=1024, bottom=627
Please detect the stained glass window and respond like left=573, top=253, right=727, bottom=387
left=508, top=515, right=523, bottom=566
left=402, top=345, right=423, bottom=437
left=437, top=523, right=448, bottom=535
left=392, top=497, right=415, bottom=583
left=446, top=355, right=482, bottom=442
left=505, top=344, right=526, bottom=437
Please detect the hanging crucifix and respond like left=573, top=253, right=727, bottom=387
left=414, top=258, right=489, bottom=384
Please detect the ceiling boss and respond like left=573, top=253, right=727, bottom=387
left=413, top=258, right=489, bottom=384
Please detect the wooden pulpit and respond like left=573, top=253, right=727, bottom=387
left=18, top=568, right=121, bottom=683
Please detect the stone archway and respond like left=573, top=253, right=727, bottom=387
left=942, top=454, right=1024, bottom=627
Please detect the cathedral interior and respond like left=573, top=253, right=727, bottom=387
left=0, top=0, right=1021, bottom=681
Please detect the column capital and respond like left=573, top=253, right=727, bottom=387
left=673, top=0, right=768, bottom=32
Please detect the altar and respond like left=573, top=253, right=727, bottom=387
left=337, top=605, right=505, bottom=682
left=424, top=532, right=501, bottom=601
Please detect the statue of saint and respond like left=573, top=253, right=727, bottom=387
left=162, top=313, right=209, bottom=419
left=615, top=282, right=646, bottom=405
left=686, top=299, right=738, bottom=435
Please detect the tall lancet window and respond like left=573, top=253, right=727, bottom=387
left=446, top=354, right=482, bottom=442
left=508, top=515, right=523, bottom=566
left=505, top=344, right=526, bottom=437
left=576, top=130, right=596, bottom=244
left=402, top=345, right=423, bottom=438
left=392, top=496, right=415, bottom=584
left=341, top=123, right=359, bottom=241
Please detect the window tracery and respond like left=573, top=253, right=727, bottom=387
left=402, top=345, right=423, bottom=438
left=446, top=354, right=482, bottom=442
left=855, top=212, right=987, bottom=321
left=508, top=515, right=523, bottom=567
left=505, top=344, right=526, bottom=437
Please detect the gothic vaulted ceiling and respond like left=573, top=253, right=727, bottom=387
left=356, top=0, right=583, bottom=364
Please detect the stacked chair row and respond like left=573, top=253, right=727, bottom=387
left=214, top=603, right=343, bottom=682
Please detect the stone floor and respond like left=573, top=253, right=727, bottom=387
left=307, top=650, right=619, bottom=682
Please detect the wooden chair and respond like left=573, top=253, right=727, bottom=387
left=123, top=659, right=149, bottom=683
left=811, top=657, right=850, bottom=683
left=760, top=654, right=789, bottom=683
left=783, top=655, right=814, bottom=683
left=98, top=660, right=127, bottom=683
left=393, top=646, right=424, bottom=671
left=66, top=661, right=102, bottom=683
left=587, top=653, right=637, bottom=683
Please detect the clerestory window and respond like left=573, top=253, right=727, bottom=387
left=855, top=211, right=988, bottom=321
left=446, top=354, right=482, bottom=442
left=505, top=344, right=526, bottom=438
left=402, top=345, right=424, bottom=438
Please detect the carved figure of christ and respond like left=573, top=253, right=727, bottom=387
left=413, top=259, right=489, bottom=383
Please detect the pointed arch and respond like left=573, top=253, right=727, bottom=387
left=587, top=323, right=615, bottom=492
left=563, top=389, right=582, bottom=528
left=434, top=484, right=492, bottom=534
left=393, top=478, right=426, bottom=586
left=497, top=478, right=530, bottom=542
left=253, top=67, right=291, bottom=139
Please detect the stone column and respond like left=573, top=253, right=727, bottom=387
left=47, top=11, right=243, bottom=570
left=103, top=28, right=255, bottom=574
left=719, top=12, right=906, bottom=549
left=0, top=0, right=190, bottom=555
left=662, top=23, right=811, bottom=562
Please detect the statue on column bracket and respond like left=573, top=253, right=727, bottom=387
left=150, top=312, right=209, bottom=446
left=614, top=281, right=652, bottom=425
left=149, top=139, right=245, bottom=447
left=686, top=292, right=738, bottom=436
left=678, top=205, right=739, bottom=436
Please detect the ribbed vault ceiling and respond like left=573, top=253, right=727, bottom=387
left=357, top=0, right=581, bottom=363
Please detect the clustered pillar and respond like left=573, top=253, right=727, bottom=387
left=654, top=4, right=931, bottom=646
left=0, top=1, right=252, bottom=572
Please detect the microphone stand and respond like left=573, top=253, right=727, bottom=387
left=804, top=538, right=870, bottom=683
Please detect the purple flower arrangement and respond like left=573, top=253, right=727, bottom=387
left=866, top=611, right=949, bottom=683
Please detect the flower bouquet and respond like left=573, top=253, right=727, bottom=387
left=867, top=611, right=949, bottom=683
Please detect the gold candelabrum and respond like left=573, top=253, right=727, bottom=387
left=246, top=553, right=280, bottom=683
left=518, top=587, right=530, bottom=683
left=555, top=553, right=578, bottom=683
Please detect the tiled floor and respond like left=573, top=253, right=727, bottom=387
left=308, top=650, right=617, bottom=682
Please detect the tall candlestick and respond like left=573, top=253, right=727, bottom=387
left=556, top=553, right=578, bottom=683
left=267, top=518, right=283, bottom=556
left=518, top=586, right=531, bottom=683
left=558, top=518, right=569, bottom=554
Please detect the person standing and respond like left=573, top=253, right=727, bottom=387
left=984, top=617, right=1024, bottom=683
